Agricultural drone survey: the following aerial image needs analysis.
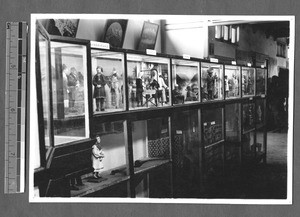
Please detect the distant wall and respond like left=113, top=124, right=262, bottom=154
left=208, top=24, right=289, bottom=77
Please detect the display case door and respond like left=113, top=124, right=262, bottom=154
left=36, top=21, right=54, bottom=166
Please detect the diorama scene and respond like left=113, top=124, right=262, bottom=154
left=31, top=15, right=291, bottom=201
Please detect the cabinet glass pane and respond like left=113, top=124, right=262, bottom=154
left=91, top=50, right=125, bottom=113
left=256, top=99, right=265, bottom=128
left=132, top=117, right=171, bottom=198
left=171, top=59, right=200, bottom=104
left=127, top=54, right=171, bottom=109
left=202, top=107, right=224, bottom=146
left=242, top=131, right=255, bottom=161
left=256, top=68, right=266, bottom=95
left=132, top=117, right=170, bottom=169
left=172, top=110, right=201, bottom=197
left=50, top=42, right=88, bottom=145
left=225, top=103, right=241, bottom=168
left=38, top=32, right=51, bottom=153
left=91, top=120, right=129, bottom=194
left=242, top=102, right=255, bottom=133
left=242, top=67, right=255, bottom=96
left=201, top=63, right=223, bottom=101
left=225, top=65, right=240, bottom=98
left=256, top=129, right=265, bottom=157
left=225, top=103, right=241, bottom=142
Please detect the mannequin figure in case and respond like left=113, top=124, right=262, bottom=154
left=93, top=66, right=107, bottom=111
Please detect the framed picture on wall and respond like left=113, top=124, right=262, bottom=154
left=103, top=19, right=128, bottom=48
left=137, top=21, right=159, bottom=51
left=43, top=19, right=80, bottom=37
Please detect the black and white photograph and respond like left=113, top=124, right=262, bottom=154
left=29, top=14, right=293, bottom=204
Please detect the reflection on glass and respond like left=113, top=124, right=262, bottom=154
left=256, top=129, right=265, bottom=156
left=38, top=33, right=51, bottom=153
left=242, top=131, right=255, bottom=160
left=172, top=59, right=200, bottom=104
left=132, top=117, right=170, bottom=164
left=172, top=110, right=200, bottom=197
left=127, top=54, right=171, bottom=109
left=225, top=65, right=240, bottom=98
left=256, top=99, right=265, bottom=127
left=225, top=103, right=241, bottom=142
left=256, top=68, right=266, bottom=95
left=242, top=103, right=255, bottom=133
left=132, top=117, right=171, bottom=198
left=202, top=108, right=224, bottom=146
left=91, top=50, right=125, bottom=113
left=242, top=67, right=255, bottom=96
left=50, top=42, right=88, bottom=145
left=225, top=103, right=241, bottom=167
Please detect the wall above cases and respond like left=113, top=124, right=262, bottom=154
left=34, top=22, right=268, bottom=198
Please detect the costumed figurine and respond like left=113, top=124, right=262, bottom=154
left=67, top=67, right=79, bottom=111
left=93, top=66, right=107, bottom=111
left=224, top=75, right=229, bottom=98
left=206, top=67, right=217, bottom=100
left=92, top=135, right=105, bottom=179
left=136, top=72, right=144, bottom=107
left=111, top=68, right=120, bottom=109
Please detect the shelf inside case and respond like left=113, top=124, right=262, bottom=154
left=201, top=63, right=224, bottom=101
left=85, top=120, right=129, bottom=196
left=126, top=54, right=171, bottom=110
left=132, top=117, right=171, bottom=172
left=171, top=59, right=200, bottom=104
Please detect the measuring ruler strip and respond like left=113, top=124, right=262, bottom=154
left=5, top=22, right=27, bottom=194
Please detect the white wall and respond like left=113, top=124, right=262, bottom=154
left=132, top=120, right=148, bottom=161
left=77, top=19, right=162, bottom=52
left=162, top=20, right=208, bottom=58
left=209, top=24, right=289, bottom=77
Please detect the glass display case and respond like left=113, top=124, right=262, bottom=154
left=172, top=110, right=201, bottom=197
left=91, top=50, right=125, bottom=113
left=242, top=67, right=255, bottom=97
left=201, top=63, right=224, bottom=101
left=132, top=117, right=171, bottom=197
left=50, top=41, right=89, bottom=146
left=256, top=68, right=266, bottom=95
left=225, top=103, right=241, bottom=168
left=126, top=54, right=171, bottom=109
left=34, top=27, right=269, bottom=198
left=224, top=65, right=240, bottom=99
left=242, top=102, right=255, bottom=133
left=171, top=59, right=200, bottom=104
